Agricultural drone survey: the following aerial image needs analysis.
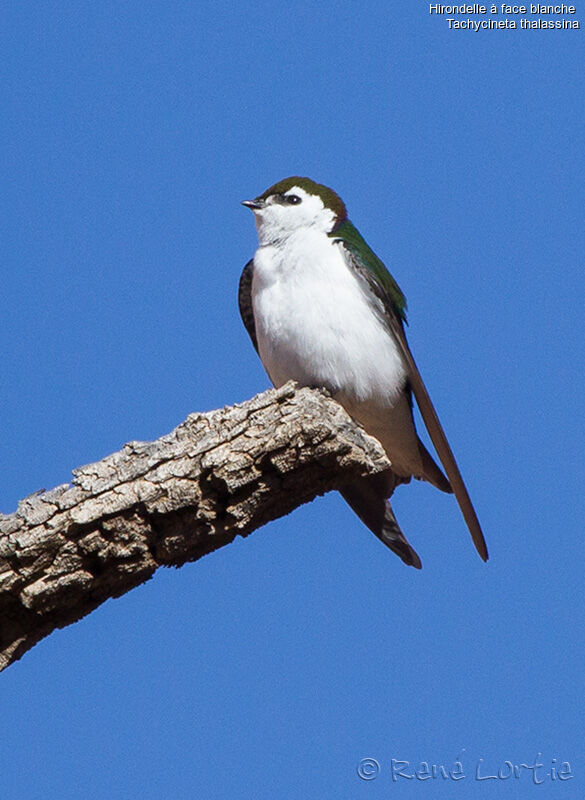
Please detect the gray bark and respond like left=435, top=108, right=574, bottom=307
left=0, top=383, right=390, bottom=673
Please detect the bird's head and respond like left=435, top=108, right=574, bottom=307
left=243, top=177, right=347, bottom=244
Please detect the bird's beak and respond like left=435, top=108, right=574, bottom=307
left=241, top=199, right=264, bottom=210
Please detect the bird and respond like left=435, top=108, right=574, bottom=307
left=238, top=176, right=488, bottom=568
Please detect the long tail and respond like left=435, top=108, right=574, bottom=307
left=340, top=472, right=422, bottom=569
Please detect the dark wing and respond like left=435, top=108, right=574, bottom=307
left=382, top=306, right=488, bottom=562
left=332, top=225, right=488, bottom=562
left=238, top=259, right=259, bottom=353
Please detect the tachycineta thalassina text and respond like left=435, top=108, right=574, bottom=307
left=239, top=177, right=488, bottom=568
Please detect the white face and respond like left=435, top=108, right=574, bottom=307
left=251, top=186, right=337, bottom=245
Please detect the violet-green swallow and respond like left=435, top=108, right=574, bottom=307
left=239, top=177, right=488, bottom=569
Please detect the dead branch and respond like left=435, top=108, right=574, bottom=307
left=0, top=383, right=390, bottom=672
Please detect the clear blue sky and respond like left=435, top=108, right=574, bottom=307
left=2, top=2, right=583, bottom=798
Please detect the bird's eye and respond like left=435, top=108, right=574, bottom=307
left=285, top=194, right=301, bottom=205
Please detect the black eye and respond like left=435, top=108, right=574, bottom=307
left=285, top=194, right=301, bottom=205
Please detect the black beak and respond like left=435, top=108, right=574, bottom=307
left=241, top=199, right=264, bottom=210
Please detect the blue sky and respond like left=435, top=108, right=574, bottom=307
left=1, top=2, right=583, bottom=798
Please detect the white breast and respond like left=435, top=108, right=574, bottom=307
left=251, top=229, right=407, bottom=405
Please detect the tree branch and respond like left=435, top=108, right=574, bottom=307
left=0, top=383, right=390, bottom=672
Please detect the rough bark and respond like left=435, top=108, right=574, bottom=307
left=0, top=383, right=390, bottom=673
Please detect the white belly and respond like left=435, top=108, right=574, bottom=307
left=251, top=229, right=424, bottom=477
left=252, top=230, right=406, bottom=403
